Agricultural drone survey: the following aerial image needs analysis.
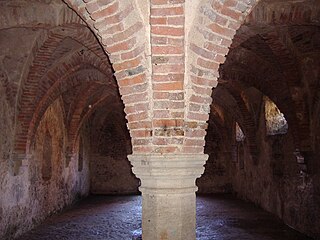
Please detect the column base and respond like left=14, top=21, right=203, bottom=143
left=128, top=154, right=208, bottom=240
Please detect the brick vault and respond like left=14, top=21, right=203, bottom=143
left=0, top=0, right=320, bottom=239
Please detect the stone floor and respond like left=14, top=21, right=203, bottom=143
left=16, top=194, right=313, bottom=240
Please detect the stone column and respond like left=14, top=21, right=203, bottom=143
left=128, top=154, right=208, bottom=240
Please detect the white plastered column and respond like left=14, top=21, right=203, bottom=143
left=128, top=154, right=208, bottom=240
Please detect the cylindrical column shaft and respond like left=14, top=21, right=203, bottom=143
left=128, top=154, right=208, bottom=240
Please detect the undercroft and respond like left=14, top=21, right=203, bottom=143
left=0, top=0, right=319, bottom=239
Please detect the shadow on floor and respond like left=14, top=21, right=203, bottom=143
left=16, top=194, right=313, bottom=240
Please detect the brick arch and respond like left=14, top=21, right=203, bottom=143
left=221, top=48, right=286, bottom=107
left=262, top=30, right=312, bottom=151
left=221, top=44, right=283, bottom=93
left=206, top=110, right=229, bottom=155
left=25, top=60, right=114, bottom=155
left=28, top=70, right=109, bottom=152
left=232, top=1, right=320, bottom=48
left=14, top=25, right=111, bottom=145
left=246, top=0, right=320, bottom=25
left=15, top=45, right=113, bottom=157
left=4, top=25, right=99, bottom=174
left=224, top=30, right=313, bottom=151
left=74, top=99, right=128, bottom=154
left=212, top=87, right=247, bottom=143
left=212, top=87, right=243, bottom=123
left=212, top=84, right=259, bottom=162
left=16, top=24, right=110, bottom=110
left=222, top=81, right=259, bottom=163
left=231, top=37, right=282, bottom=72
left=207, top=102, right=231, bottom=143
left=0, top=12, right=93, bottom=120
left=208, top=102, right=246, bottom=157
left=221, top=66, right=302, bottom=150
left=208, top=108, right=224, bottom=134
left=67, top=88, right=120, bottom=154
left=289, top=26, right=320, bottom=54
left=184, top=0, right=260, bottom=153
left=63, top=0, right=152, bottom=154
left=64, top=83, right=98, bottom=128
left=83, top=99, right=131, bottom=157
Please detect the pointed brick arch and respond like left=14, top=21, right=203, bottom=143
left=67, top=88, right=118, bottom=154
left=0, top=5, right=91, bottom=113
left=24, top=53, right=114, bottom=155
left=63, top=0, right=152, bottom=153
left=1, top=4, right=103, bottom=175
left=231, top=1, right=320, bottom=48
left=222, top=81, right=259, bottom=163
left=184, top=0, right=260, bottom=153
left=14, top=27, right=112, bottom=158
left=223, top=29, right=320, bottom=152
left=16, top=25, right=110, bottom=112
left=220, top=53, right=302, bottom=150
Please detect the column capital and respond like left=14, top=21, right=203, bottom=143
left=128, top=153, right=208, bottom=193
left=128, top=154, right=208, bottom=239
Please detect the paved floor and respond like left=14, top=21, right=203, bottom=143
left=16, top=194, right=312, bottom=240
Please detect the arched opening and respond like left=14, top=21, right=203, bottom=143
left=235, top=121, right=245, bottom=142
left=200, top=0, right=320, bottom=238
left=88, top=103, right=139, bottom=195
left=264, top=96, right=288, bottom=136
left=0, top=1, right=140, bottom=238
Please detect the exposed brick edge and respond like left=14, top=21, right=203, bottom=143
left=149, top=0, right=186, bottom=154
left=26, top=54, right=113, bottom=155
left=224, top=81, right=259, bottom=164
left=64, top=0, right=152, bottom=154
left=263, top=31, right=311, bottom=151
left=184, top=0, right=259, bottom=153
left=71, top=94, right=119, bottom=153
left=231, top=1, right=320, bottom=48
left=221, top=51, right=302, bottom=152
left=14, top=27, right=112, bottom=157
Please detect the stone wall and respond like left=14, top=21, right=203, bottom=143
left=0, top=1, right=138, bottom=238
left=89, top=110, right=139, bottom=195
left=197, top=121, right=232, bottom=193
left=0, top=100, right=90, bottom=240
left=230, top=102, right=320, bottom=238
left=200, top=92, right=320, bottom=238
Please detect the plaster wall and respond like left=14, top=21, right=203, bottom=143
left=231, top=118, right=320, bottom=238
left=0, top=100, right=90, bottom=240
